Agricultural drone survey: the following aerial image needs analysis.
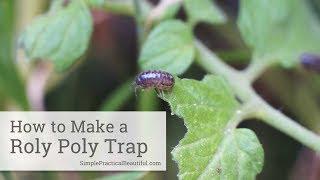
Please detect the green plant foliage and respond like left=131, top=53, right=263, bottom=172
left=238, top=0, right=320, bottom=67
left=156, top=1, right=181, bottom=22
left=184, top=0, right=227, bottom=26
left=19, top=0, right=93, bottom=71
left=96, top=172, right=146, bottom=180
left=162, top=76, right=264, bottom=179
left=138, top=20, right=194, bottom=75
left=0, top=1, right=29, bottom=109
left=100, top=79, right=133, bottom=111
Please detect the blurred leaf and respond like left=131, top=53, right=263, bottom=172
left=86, top=0, right=105, bottom=7
left=87, top=0, right=151, bottom=17
left=1, top=172, right=13, bottom=180
left=139, top=20, right=194, bottom=75
left=99, top=0, right=135, bottom=16
left=238, top=0, right=320, bottom=67
left=160, top=2, right=180, bottom=20
left=161, top=76, right=264, bottom=179
left=19, top=0, right=93, bottom=71
left=154, top=0, right=181, bottom=23
left=0, top=1, right=29, bottom=109
left=97, top=172, right=146, bottom=180
left=184, top=0, right=226, bottom=26
left=100, top=79, right=133, bottom=111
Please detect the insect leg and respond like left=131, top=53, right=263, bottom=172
left=134, top=86, right=140, bottom=97
left=155, top=89, right=165, bottom=98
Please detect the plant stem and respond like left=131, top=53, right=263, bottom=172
left=100, top=78, right=134, bottom=111
left=145, top=0, right=183, bottom=30
left=195, top=40, right=238, bottom=78
left=134, top=0, right=145, bottom=45
left=92, top=0, right=320, bottom=152
left=195, top=39, right=320, bottom=152
left=262, top=69, right=320, bottom=132
left=195, top=39, right=254, bottom=101
left=27, top=62, right=53, bottom=111
left=244, top=59, right=272, bottom=83
left=255, top=98, right=320, bottom=152
left=86, top=0, right=134, bottom=16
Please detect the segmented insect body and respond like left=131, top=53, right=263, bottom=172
left=300, top=53, right=320, bottom=73
left=135, top=70, right=175, bottom=94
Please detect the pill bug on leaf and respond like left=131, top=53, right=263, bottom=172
left=300, top=53, right=320, bottom=73
left=134, top=70, right=175, bottom=96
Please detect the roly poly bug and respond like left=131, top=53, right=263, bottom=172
left=300, top=53, right=320, bottom=73
left=134, top=70, right=175, bottom=95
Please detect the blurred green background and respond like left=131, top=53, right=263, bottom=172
left=1, top=0, right=320, bottom=179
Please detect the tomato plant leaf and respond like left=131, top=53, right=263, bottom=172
left=184, top=0, right=227, bottom=26
left=238, top=0, right=320, bottom=67
left=19, top=0, right=93, bottom=71
left=162, top=75, right=264, bottom=179
left=138, top=20, right=194, bottom=75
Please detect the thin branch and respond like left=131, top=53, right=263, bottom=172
left=195, top=39, right=254, bottom=101
left=244, top=58, right=276, bottom=83
left=145, top=0, right=183, bottom=30
left=195, top=39, right=320, bottom=152
left=100, top=78, right=134, bottom=111
left=26, top=62, right=53, bottom=111
left=92, top=0, right=320, bottom=153
left=255, top=98, right=320, bottom=152
left=194, top=39, right=238, bottom=78
left=88, top=0, right=135, bottom=16
left=134, top=0, right=145, bottom=45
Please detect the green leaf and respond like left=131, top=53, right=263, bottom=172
left=96, top=172, right=146, bottom=180
left=0, top=1, right=29, bottom=109
left=19, top=0, right=93, bottom=71
left=154, top=1, right=181, bottom=23
left=184, top=0, right=227, bottom=26
left=238, top=0, right=320, bottom=67
left=138, top=20, right=194, bottom=75
left=162, top=75, right=264, bottom=179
